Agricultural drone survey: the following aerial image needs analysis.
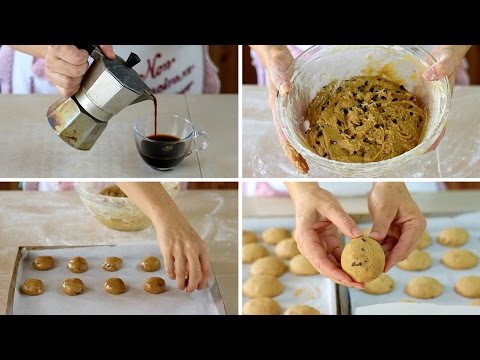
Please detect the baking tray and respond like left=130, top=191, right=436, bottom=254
left=341, top=211, right=480, bottom=315
left=7, top=243, right=225, bottom=315
left=243, top=217, right=337, bottom=315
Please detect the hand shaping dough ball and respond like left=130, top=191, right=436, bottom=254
left=242, top=297, right=282, bottom=315
left=32, top=256, right=55, bottom=271
left=101, top=257, right=123, bottom=272
left=416, top=231, right=432, bottom=249
left=242, top=243, right=269, bottom=264
left=67, top=256, right=88, bottom=273
left=275, top=238, right=300, bottom=259
left=140, top=256, right=161, bottom=272
left=284, top=305, right=321, bottom=315
left=243, top=230, right=257, bottom=245
left=21, top=279, right=44, bottom=296
left=104, top=278, right=126, bottom=295
left=455, top=276, right=480, bottom=298
left=144, top=277, right=167, bottom=294
left=341, top=236, right=385, bottom=283
left=437, top=227, right=469, bottom=247
left=62, top=278, right=85, bottom=296
left=262, top=227, right=291, bottom=245
left=363, top=274, right=395, bottom=295
left=405, top=277, right=443, bottom=299
left=470, top=299, right=480, bottom=306
left=442, top=249, right=477, bottom=270
left=289, top=254, right=318, bottom=276
left=250, top=256, right=287, bottom=277
left=397, top=250, right=432, bottom=271
left=243, top=275, right=284, bottom=298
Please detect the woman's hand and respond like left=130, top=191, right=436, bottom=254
left=45, top=45, right=115, bottom=98
left=286, top=182, right=364, bottom=288
left=367, top=182, right=427, bottom=272
left=115, top=182, right=211, bottom=293
left=250, top=45, right=309, bottom=174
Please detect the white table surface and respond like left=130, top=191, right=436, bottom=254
left=0, top=190, right=238, bottom=315
left=242, top=85, right=480, bottom=178
left=0, top=94, right=238, bottom=178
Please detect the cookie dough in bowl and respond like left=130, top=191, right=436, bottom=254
left=276, top=45, right=450, bottom=177
left=341, top=236, right=385, bottom=283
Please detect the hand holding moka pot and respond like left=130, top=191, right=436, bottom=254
left=47, top=45, right=154, bottom=151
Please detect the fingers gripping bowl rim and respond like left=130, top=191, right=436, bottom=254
left=275, top=45, right=451, bottom=177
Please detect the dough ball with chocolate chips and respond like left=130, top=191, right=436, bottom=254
left=341, top=236, right=385, bottom=283
left=32, top=256, right=55, bottom=271
left=62, top=278, right=85, bottom=296
left=140, top=256, right=161, bottom=272
left=101, top=257, right=123, bottom=272
left=21, top=279, right=44, bottom=296
left=67, top=256, right=88, bottom=273
left=104, top=278, right=126, bottom=295
left=144, top=277, right=167, bottom=294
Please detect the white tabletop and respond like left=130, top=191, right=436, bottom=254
left=242, top=85, right=480, bottom=178
left=0, top=190, right=238, bottom=315
left=0, top=94, right=238, bottom=178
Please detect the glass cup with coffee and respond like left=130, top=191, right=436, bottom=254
left=133, top=114, right=209, bottom=171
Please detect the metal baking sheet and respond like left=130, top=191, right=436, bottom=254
left=243, top=217, right=337, bottom=315
left=344, top=211, right=480, bottom=315
left=10, top=242, right=225, bottom=315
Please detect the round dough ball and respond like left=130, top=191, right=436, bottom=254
left=62, top=278, right=85, bottom=296
left=363, top=274, right=395, bottom=295
left=21, top=279, right=44, bottom=296
left=104, top=278, right=126, bottom=295
left=243, top=230, right=257, bottom=245
left=250, top=256, right=286, bottom=277
left=32, top=256, right=55, bottom=271
left=242, top=243, right=269, bottom=264
left=67, top=257, right=88, bottom=273
left=140, top=256, right=161, bottom=272
left=437, top=227, right=469, bottom=247
left=275, top=238, right=300, bottom=259
left=262, top=227, right=290, bottom=245
left=284, top=305, right=321, bottom=315
left=101, top=257, right=123, bottom=272
left=243, top=275, right=284, bottom=298
left=341, top=236, right=385, bottom=283
left=242, top=297, right=281, bottom=315
left=405, top=277, right=443, bottom=299
left=416, top=231, right=432, bottom=249
left=289, top=254, right=318, bottom=276
left=470, top=299, right=480, bottom=306
left=442, top=249, right=477, bottom=270
left=397, top=250, right=432, bottom=271
left=455, top=276, right=480, bottom=298
left=144, top=277, right=167, bottom=294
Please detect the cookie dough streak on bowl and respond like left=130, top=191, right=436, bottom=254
left=305, top=76, right=427, bottom=162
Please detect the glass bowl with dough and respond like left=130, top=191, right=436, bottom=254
left=75, top=182, right=180, bottom=231
left=276, top=45, right=450, bottom=176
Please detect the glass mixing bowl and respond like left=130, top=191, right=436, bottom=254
left=75, top=182, right=180, bottom=231
left=276, top=45, right=451, bottom=177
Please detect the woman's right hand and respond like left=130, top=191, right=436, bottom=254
left=45, top=45, right=115, bottom=98
left=250, top=45, right=309, bottom=174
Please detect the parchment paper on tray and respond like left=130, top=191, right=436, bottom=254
left=242, top=218, right=337, bottom=315
left=346, top=211, right=480, bottom=315
left=12, top=242, right=224, bottom=315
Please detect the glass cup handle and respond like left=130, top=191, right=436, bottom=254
left=192, top=130, right=209, bottom=151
